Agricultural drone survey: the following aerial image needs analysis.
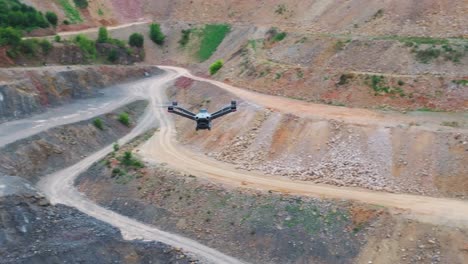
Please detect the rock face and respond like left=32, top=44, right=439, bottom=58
left=0, top=66, right=162, bottom=122
left=0, top=175, right=198, bottom=264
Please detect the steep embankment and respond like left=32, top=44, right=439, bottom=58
left=0, top=175, right=198, bottom=264
left=167, top=78, right=468, bottom=199
left=0, top=65, right=161, bottom=122
left=0, top=100, right=147, bottom=183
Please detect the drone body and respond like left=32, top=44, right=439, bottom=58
left=168, top=101, right=237, bottom=131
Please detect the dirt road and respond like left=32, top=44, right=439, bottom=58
left=138, top=66, right=468, bottom=229
left=36, top=70, right=245, bottom=264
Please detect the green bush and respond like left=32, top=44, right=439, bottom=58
left=149, top=23, right=165, bottom=45
left=0, top=27, right=22, bottom=46
left=272, top=32, right=287, bottom=42
left=18, top=39, right=40, bottom=55
left=73, top=0, right=88, bottom=8
left=45, top=11, right=58, bottom=26
left=198, top=24, right=230, bottom=61
left=179, top=29, right=191, bottom=47
left=0, top=0, right=50, bottom=30
left=39, top=39, right=52, bottom=54
left=54, top=35, right=61, bottom=42
left=128, top=33, right=144, bottom=48
left=93, top=118, right=104, bottom=130
left=107, top=49, right=119, bottom=63
left=113, top=142, right=120, bottom=151
left=415, top=48, right=441, bottom=63
left=118, top=112, right=130, bottom=126
left=58, top=0, right=82, bottom=23
left=74, top=34, right=96, bottom=59
left=97, top=27, right=108, bottom=43
left=209, top=59, right=224, bottom=75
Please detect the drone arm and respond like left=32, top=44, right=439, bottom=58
left=168, top=109, right=197, bottom=120
left=211, top=106, right=236, bottom=120
left=174, top=106, right=196, bottom=117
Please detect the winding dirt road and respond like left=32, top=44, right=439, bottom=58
left=139, top=66, right=468, bottom=229
left=4, top=65, right=466, bottom=263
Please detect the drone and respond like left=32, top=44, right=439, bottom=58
left=168, top=101, right=237, bottom=131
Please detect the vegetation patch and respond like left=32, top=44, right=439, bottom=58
left=93, top=118, right=104, bottom=130
left=337, top=73, right=354, bottom=85
left=365, top=75, right=405, bottom=97
left=178, top=29, right=191, bottom=47
left=73, top=0, right=88, bottom=9
left=266, top=28, right=287, bottom=43
left=118, top=112, right=130, bottom=127
left=209, top=59, right=224, bottom=75
left=275, top=4, right=287, bottom=15
left=74, top=34, right=97, bottom=59
left=0, top=0, right=50, bottom=30
left=58, top=0, right=82, bottom=23
left=452, top=79, right=468, bottom=86
left=129, top=33, right=144, bottom=48
left=197, top=24, right=231, bottom=62
left=149, top=23, right=165, bottom=45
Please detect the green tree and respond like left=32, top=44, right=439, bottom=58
left=45, top=11, right=58, bottom=26
left=107, top=49, right=119, bottom=63
left=128, top=33, right=144, bottom=48
left=93, top=118, right=104, bottom=130
left=97, top=27, right=108, bottom=43
left=149, top=23, right=165, bottom=45
left=74, top=34, right=97, bottom=59
left=118, top=112, right=130, bottom=126
left=209, top=59, right=224, bottom=75
left=0, top=27, right=22, bottom=46
left=39, top=39, right=52, bottom=54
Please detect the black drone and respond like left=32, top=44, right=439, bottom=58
left=168, top=101, right=237, bottom=131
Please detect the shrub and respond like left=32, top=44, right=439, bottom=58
left=415, top=48, right=441, bottom=63
left=179, top=29, right=191, bottom=47
left=149, top=23, right=165, bottom=45
left=113, top=142, right=120, bottom=151
left=398, top=80, right=405, bottom=86
left=93, top=118, right=104, bottom=130
left=128, top=33, right=144, bottom=48
left=118, top=112, right=130, bottom=126
left=18, top=39, right=40, bottom=55
left=272, top=32, right=287, bottom=42
left=58, top=0, right=82, bottom=23
left=198, top=24, right=230, bottom=61
left=45, top=11, right=58, bottom=26
left=209, top=59, right=224, bottom=75
left=74, top=34, right=97, bottom=59
left=39, top=39, right=52, bottom=54
left=0, top=27, right=22, bottom=46
left=97, top=27, right=108, bottom=43
left=54, top=35, right=61, bottom=42
left=107, top=49, right=119, bottom=63
left=73, top=0, right=88, bottom=8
